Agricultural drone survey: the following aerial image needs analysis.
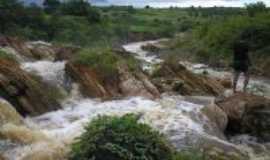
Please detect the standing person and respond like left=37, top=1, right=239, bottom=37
left=232, top=40, right=251, bottom=93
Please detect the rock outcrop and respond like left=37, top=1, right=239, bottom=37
left=0, top=36, right=79, bottom=61
left=216, top=93, right=270, bottom=141
left=0, top=37, right=55, bottom=60
left=66, top=62, right=160, bottom=99
left=151, top=63, right=225, bottom=96
left=202, top=104, right=228, bottom=138
left=0, top=59, right=61, bottom=116
left=0, top=100, right=23, bottom=127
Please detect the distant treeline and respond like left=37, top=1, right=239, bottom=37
left=0, top=0, right=269, bottom=47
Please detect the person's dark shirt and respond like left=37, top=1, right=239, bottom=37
left=233, top=42, right=250, bottom=65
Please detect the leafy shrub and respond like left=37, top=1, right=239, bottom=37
left=69, top=114, right=175, bottom=160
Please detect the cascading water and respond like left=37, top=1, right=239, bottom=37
left=1, top=40, right=270, bottom=160
left=21, top=60, right=67, bottom=88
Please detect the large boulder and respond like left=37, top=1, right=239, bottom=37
left=152, top=63, right=225, bottom=96
left=0, top=59, right=61, bottom=116
left=66, top=62, right=160, bottom=99
left=216, top=93, right=270, bottom=141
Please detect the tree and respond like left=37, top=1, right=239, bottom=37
left=61, top=0, right=101, bottom=23
left=0, top=0, right=24, bottom=33
left=61, top=0, right=90, bottom=16
left=246, top=1, right=267, bottom=17
left=43, top=0, right=61, bottom=14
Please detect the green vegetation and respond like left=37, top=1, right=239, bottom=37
left=74, top=48, right=119, bottom=77
left=69, top=114, right=173, bottom=160
left=0, top=49, right=16, bottom=61
left=0, top=0, right=191, bottom=47
left=69, top=114, right=205, bottom=160
left=0, top=0, right=269, bottom=72
left=73, top=47, right=139, bottom=78
left=163, top=2, right=270, bottom=73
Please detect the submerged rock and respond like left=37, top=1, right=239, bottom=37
left=0, top=59, right=61, bottom=116
left=216, top=93, right=270, bottom=141
left=151, top=63, right=225, bottom=96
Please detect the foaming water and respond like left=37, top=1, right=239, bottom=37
left=2, top=95, right=222, bottom=160
left=21, top=61, right=67, bottom=88
left=27, top=96, right=208, bottom=146
left=123, top=40, right=164, bottom=71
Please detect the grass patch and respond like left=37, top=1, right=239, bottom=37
left=73, top=47, right=139, bottom=78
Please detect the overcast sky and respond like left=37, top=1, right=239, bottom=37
left=24, top=0, right=270, bottom=7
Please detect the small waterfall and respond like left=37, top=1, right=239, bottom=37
left=123, top=40, right=164, bottom=71
left=21, top=60, right=67, bottom=89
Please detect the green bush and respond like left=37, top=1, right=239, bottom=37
left=69, top=114, right=175, bottom=160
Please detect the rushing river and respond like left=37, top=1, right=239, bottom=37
left=1, top=40, right=270, bottom=160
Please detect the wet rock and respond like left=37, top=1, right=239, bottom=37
left=151, top=63, right=225, bottom=96
left=118, top=63, right=160, bottom=99
left=54, top=45, right=80, bottom=61
left=66, top=62, right=117, bottom=98
left=0, top=124, right=48, bottom=144
left=0, top=154, right=6, bottom=160
left=216, top=77, right=232, bottom=89
left=25, top=41, right=56, bottom=60
left=0, top=100, right=23, bottom=127
left=216, top=93, right=270, bottom=141
left=202, top=104, right=228, bottom=138
left=0, top=37, right=55, bottom=60
left=0, top=59, right=61, bottom=116
left=66, top=62, right=160, bottom=99
left=0, top=36, right=78, bottom=61
left=141, top=43, right=161, bottom=52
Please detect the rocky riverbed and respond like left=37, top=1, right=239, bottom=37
left=0, top=37, right=270, bottom=160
